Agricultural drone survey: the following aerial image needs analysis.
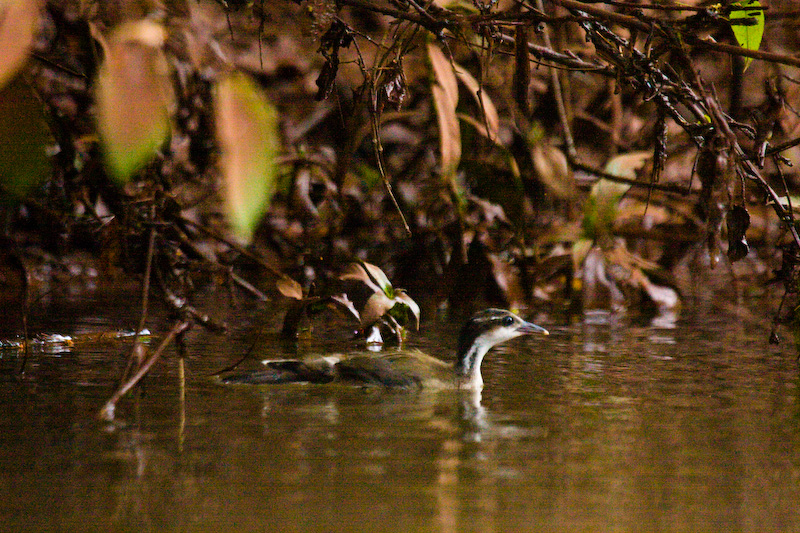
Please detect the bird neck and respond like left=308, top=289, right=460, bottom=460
left=454, top=342, right=489, bottom=390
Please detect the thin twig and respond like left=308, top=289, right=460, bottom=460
left=536, top=0, right=577, bottom=159
left=120, top=222, right=157, bottom=385
left=99, top=320, right=191, bottom=421
left=552, top=0, right=800, bottom=69
left=349, top=26, right=412, bottom=235
left=571, top=159, right=693, bottom=195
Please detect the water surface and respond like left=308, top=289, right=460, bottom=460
left=1, top=287, right=799, bottom=532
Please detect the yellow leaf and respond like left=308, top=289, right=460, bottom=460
left=214, top=72, right=280, bottom=243
left=730, top=0, right=764, bottom=71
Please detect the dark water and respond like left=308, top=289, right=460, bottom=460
left=1, top=286, right=799, bottom=532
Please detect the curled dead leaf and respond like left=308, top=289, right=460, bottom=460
left=454, top=65, right=500, bottom=143
left=276, top=275, right=304, bottom=300
left=428, top=44, right=461, bottom=180
left=532, top=142, right=573, bottom=199
left=726, top=205, right=750, bottom=262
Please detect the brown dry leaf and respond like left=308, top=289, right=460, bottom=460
left=581, top=244, right=625, bottom=312
left=629, top=268, right=679, bottom=311
left=276, top=275, right=304, bottom=300
left=0, top=0, right=39, bottom=89
left=94, top=20, right=172, bottom=183
left=604, top=239, right=679, bottom=311
left=428, top=44, right=461, bottom=179
left=487, top=254, right=526, bottom=309
left=454, top=65, right=500, bottom=143
left=532, top=142, right=573, bottom=199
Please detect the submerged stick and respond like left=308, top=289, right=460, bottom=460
left=99, top=320, right=190, bottom=421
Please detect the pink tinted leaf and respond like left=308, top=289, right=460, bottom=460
left=428, top=44, right=461, bottom=179
left=329, top=293, right=361, bottom=322
left=214, top=72, right=280, bottom=242
left=94, top=21, right=172, bottom=183
left=338, top=262, right=381, bottom=293
left=0, top=0, right=39, bottom=89
left=361, top=292, right=395, bottom=328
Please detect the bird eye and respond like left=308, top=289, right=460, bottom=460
left=502, top=315, right=514, bottom=327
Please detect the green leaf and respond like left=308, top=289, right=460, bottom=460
left=392, top=289, right=420, bottom=330
left=583, top=152, right=649, bottom=240
left=94, top=20, right=172, bottom=183
left=360, top=262, right=394, bottom=297
left=214, top=72, right=280, bottom=243
left=0, top=74, right=51, bottom=199
left=729, top=0, right=764, bottom=71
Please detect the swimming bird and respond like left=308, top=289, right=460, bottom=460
left=220, top=309, right=548, bottom=390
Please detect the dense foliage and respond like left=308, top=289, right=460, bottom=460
left=2, top=0, right=800, bottom=361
